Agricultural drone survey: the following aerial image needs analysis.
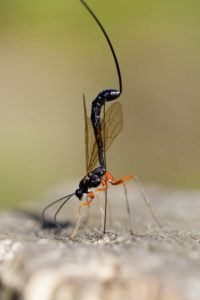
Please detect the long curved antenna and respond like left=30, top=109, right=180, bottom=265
left=42, top=193, right=75, bottom=226
left=54, top=193, right=74, bottom=227
left=80, top=0, right=122, bottom=93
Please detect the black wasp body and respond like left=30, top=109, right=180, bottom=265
left=91, top=89, right=120, bottom=168
left=75, top=166, right=105, bottom=199
left=42, top=0, right=160, bottom=233
left=75, top=89, right=120, bottom=200
left=42, top=0, right=137, bottom=232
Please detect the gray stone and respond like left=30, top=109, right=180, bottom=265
left=0, top=185, right=200, bottom=300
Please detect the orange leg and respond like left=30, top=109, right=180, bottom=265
left=105, top=172, right=160, bottom=226
left=105, top=172, right=135, bottom=186
left=103, top=173, right=160, bottom=227
left=103, top=172, right=134, bottom=234
left=93, top=172, right=160, bottom=235
left=80, top=191, right=95, bottom=207
left=96, top=179, right=108, bottom=192
left=95, top=174, right=134, bottom=234
left=95, top=173, right=135, bottom=234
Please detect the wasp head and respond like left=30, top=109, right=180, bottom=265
left=75, top=188, right=83, bottom=200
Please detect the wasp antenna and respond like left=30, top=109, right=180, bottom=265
left=80, top=0, right=122, bottom=93
left=54, top=193, right=74, bottom=227
left=42, top=193, right=75, bottom=226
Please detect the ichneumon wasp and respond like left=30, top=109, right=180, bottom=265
left=42, top=0, right=160, bottom=236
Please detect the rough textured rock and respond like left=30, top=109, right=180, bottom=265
left=0, top=185, right=200, bottom=300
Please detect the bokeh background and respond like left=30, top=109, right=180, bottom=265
left=0, top=0, right=200, bottom=209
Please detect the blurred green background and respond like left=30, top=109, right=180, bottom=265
left=0, top=0, right=200, bottom=209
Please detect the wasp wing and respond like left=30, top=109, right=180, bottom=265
left=102, top=102, right=123, bottom=153
left=83, top=94, right=89, bottom=173
left=83, top=95, right=99, bottom=174
left=87, top=102, right=123, bottom=173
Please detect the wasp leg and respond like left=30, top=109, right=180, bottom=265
left=134, top=176, right=161, bottom=226
left=105, top=172, right=134, bottom=185
left=96, top=179, right=113, bottom=231
left=105, top=172, right=160, bottom=227
left=82, top=205, right=90, bottom=226
left=71, top=192, right=95, bottom=238
left=70, top=205, right=82, bottom=239
left=123, top=182, right=134, bottom=234
left=95, top=193, right=104, bottom=232
left=104, top=173, right=134, bottom=232
left=80, top=191, right=95, bottom=208
left=105, top=172, right=161, bottom=228
left=96, top=178, right=108, bottom=192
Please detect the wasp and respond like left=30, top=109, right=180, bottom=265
left=42, top=0, right=160, bottom=236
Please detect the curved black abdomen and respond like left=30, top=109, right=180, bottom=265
left=91, top=89, right=120, bottom=168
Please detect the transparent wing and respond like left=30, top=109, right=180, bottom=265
left=102, top=102, right=123, bottom=153
left=83, top=94, right=89, bottom=173
left=83, top=95, right=98, bottom=174
left=87, top=102, right=123, bottom=172
left=87, top=122, right=98, bottom=173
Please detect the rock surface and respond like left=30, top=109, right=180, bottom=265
left=0, top=185, right=200, bottom=300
